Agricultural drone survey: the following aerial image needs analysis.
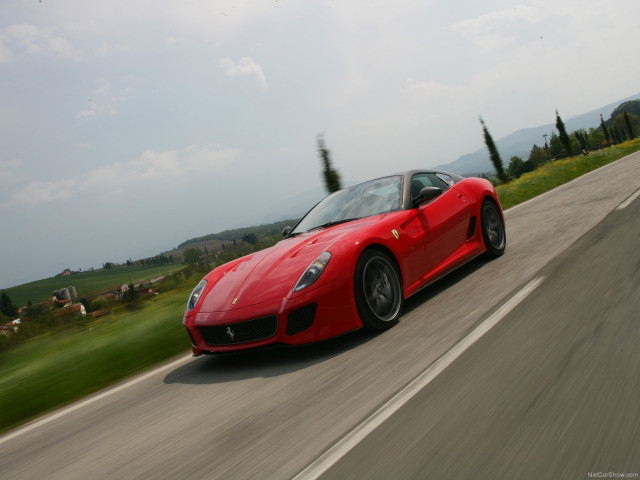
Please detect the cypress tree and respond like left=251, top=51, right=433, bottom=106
left=600, top=114, right=611, bottom=145
left=624, top=111, right=635, bottom=139
left=0, top=292, right=18, bottom=318
left=612, top=128, right=621, bottom=144
left=555, top=109, right=572, bottom=157
left=480, top=117, right=508, bottom=184
left=575, top=131, right=587, bottom=151
left=317, top=134, right=342, bottom=194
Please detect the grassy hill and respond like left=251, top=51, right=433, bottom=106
left=2, top=220, right=300, bottom=308
left=3, top=264, right=185, bottom=308
left=177, top=219, right=298, bottom=247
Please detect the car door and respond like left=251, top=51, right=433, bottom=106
left=411, top=173, right=471, bottom=273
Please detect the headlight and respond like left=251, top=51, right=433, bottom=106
left=186, top=279, right=207, bottom=312
left=294, top=251, right=331, bottom=292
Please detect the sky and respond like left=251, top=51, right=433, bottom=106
left=2, top=0, right=640, bottom=289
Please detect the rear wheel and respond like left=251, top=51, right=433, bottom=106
left=354, top=250, right=403, bottom=331
left=481, top=200, right=506, bottom=257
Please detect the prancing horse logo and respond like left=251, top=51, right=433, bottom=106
left=226, top=326, right=235, bottom=340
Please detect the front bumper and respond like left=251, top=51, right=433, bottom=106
left=183, top=275, right=360, bottom=354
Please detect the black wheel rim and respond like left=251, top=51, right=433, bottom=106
left=362, top=256, right=401, bottom=322
left=485, top=204, right=505, bottom=250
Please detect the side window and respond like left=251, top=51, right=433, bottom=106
left=410, top=173, right=448, bottom=199
left=435, top=173, right=455, bottom=187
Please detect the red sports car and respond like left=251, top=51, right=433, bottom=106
left=183, top=170, right=505, bottom=355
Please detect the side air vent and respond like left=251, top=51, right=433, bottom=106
left=287, top=303, right=317, bottom=336
left=467, top=216, right=477, bottom=239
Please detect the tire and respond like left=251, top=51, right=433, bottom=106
left=481, top=199, right=506, bottom=257
left=354, top=249, right=403, bottom=331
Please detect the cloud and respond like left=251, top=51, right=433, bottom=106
left=451, top=4, right=549, bottom=51
left=2, top=144, right=241, bottom=208
left=77, top=80, right=135, bottom=118
left=0, top=23, right=79, bottom=62
left=0, top=158, right=23, bottom=184
left=406, top=80, right=463, bottom=97
left=97, top=41, right=131, bottom=56
left=219, top=56, right=268, bottom=91
left=165, top=36, right=186, bottom=45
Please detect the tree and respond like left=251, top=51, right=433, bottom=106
left=479, top=117, right=508, bottom=184
left=624, top=112, right=635, bottom=139
left=609, top=100, right=640, bottom=121
left=600, top=114, right=611, bottom=145
left=317, top=134, right=342, bottom=194
left=588, top=127, right=604, bottom=147
left=242, top=233, right=258, bottom=245
left=555, top=110, right=573, bottom=157
left=612, top=127, right=622, bottom=143
left=548, top=132, right=564, bottom=158
left=575, top=130, right=587, bottom=151
left=528, top=145, right=548, bottom=169
left=1, top=292, right=18, bottom=318
left=507, top=156, right=524, bottom=178
left=183, top=248, right=203, bottom=265
left=122, top=284, right=138, bottom=303
left=507, top=155, right=533, bottom=179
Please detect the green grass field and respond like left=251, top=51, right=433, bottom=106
left=496, top=139, right=640, bottom=209
left=1, top=139, right=639, bottom=435
left=0, top=285, right=192, bottom=434
left=3, top=263, right=185, bottom=308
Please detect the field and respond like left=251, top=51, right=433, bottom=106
left=0, top=285, right=192, bottom=434
left=3, top=263, right=185, bottom=308
left=496, top=139, right=640, bottom=209
left=1, top=139, right=640, bottom=435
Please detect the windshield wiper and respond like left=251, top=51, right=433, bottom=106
left=306, top=218, right=360, bottom=232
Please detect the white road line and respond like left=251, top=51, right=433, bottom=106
left=292, top=276, right=545, bottom=480
left=0, top=354, right=193, bottom=446
left=616, top=187, right=640, bottom=210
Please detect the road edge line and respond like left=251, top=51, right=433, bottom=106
left=615, top=187, right=640, bottom=210
left=292, top=276, right=545, bottom=480
left=0, top=354, right=192, bottom=446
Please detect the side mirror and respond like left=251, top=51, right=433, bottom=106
left=282, top=226, right=292, bottom=237
left=412, top=186, right=442, bottom=207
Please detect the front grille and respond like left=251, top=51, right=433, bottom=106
left=199, top=316, right=278, bottom=346
left=287, top=303, right=317, bottom=336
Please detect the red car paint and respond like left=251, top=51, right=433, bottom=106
left=183, top=172, right=504, bottom=355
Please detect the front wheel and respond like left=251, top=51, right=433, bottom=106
left=481, top=200, right=506, bottom=257
left=354, top=250, right=403, bottom=331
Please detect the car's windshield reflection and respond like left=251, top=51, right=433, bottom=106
left=292, top=176, right=403, bottom=234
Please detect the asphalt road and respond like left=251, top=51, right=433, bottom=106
left=320, top=168, right=640, bottom=479
left=2, top=151, right=640, bottom=480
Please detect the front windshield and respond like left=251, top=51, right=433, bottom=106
left=292, top=175, right=403, bottom=234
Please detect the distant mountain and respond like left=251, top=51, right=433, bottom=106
left=434, top=93, right=640, bottom=175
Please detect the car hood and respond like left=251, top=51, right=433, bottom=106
left=198, top=217, right=378, bottom=312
